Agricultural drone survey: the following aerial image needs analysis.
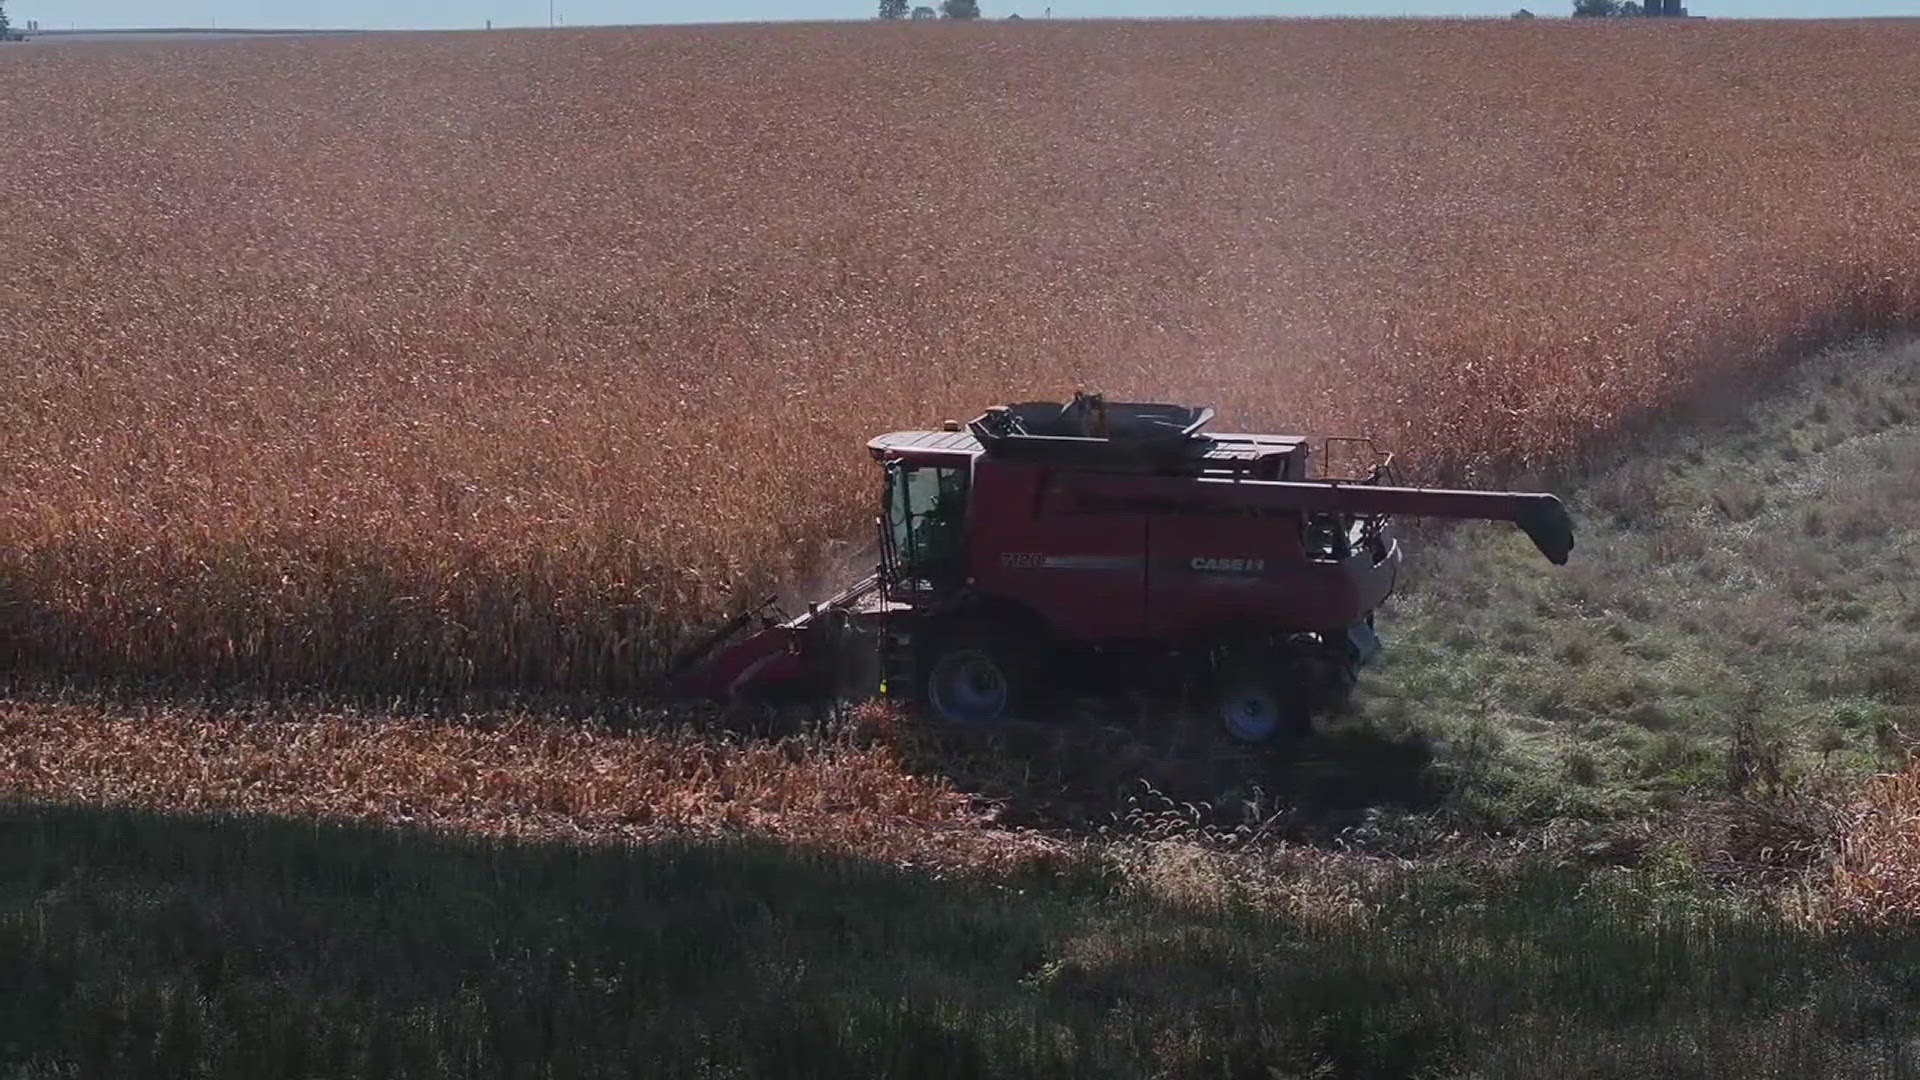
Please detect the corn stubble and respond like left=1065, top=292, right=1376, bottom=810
left=1829, top=758, right=1920, bottom=929
left=0, top=697, right=1064, bottom=872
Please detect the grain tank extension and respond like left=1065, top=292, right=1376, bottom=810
left=668, top=393, right=1574, bottom=746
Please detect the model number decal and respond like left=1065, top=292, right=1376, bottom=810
left=1001, top=553, right=1262, bottom=572
left=1000, top=553, right=1143, bottom=570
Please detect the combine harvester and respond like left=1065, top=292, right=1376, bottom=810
left=669, top=393, right=1574, bottom=746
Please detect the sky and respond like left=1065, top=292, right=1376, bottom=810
left=6, top=0, right=1916, bottom=32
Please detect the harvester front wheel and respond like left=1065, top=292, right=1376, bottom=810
left=923, top=630, right=1027, bottom=724
left=1212, top=660, right=1310, bottom=748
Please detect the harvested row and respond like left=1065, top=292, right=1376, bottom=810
left=0, top=697, right=1064, bottom=871
left=6, top=690, right=1916, bottom=926
left=1829, top=758, right=1920, bottom=929
left=3, top=20, right=1920, bottom=690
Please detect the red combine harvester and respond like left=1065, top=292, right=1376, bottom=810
left=668, top=393, right=1573, bottom=746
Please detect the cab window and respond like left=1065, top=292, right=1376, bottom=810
left=886, top=463, right=970, bottom=578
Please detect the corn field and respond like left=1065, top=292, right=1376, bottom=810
left=10, top=38, right=1920, bottom=1071
left=4, top=21, right=1920, bottom=691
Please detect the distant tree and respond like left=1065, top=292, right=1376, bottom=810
left=879, top=0, right=909, bottom=17
left=1572, top=0, right=1620, bottom=13
left=0, top=2, right=11, bottom=36
left=911, top=5, right=937, bottom=17
left=941, top=0, right=980, bottom=18
left=1619, top=0, right=1643, bottom=11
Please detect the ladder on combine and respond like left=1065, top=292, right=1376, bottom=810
left=877, top=627, right=916, bottom=702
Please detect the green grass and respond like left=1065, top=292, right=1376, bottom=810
left=1355, top=335, right=1920, bottom=833
left=4, top=803, right=1919, bottom=1080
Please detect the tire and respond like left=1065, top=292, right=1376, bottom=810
left=1212, top=658, right=1311, bottom=747
left=922, top=629, right=1026, bottom=724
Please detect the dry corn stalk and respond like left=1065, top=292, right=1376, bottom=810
left=2, top=22, right=1919, bottom=691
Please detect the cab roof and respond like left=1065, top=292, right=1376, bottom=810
left=868, top=429, right=981, bottom=467
left=868, top=428, right=1310, bottom=475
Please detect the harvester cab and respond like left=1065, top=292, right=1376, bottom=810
left=668, top=392, right=1574, bottom=747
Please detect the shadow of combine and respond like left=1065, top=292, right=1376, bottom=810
left=11, top=799, right=1900, bottom=1080
left=889, top=694, right=1447, bottom=842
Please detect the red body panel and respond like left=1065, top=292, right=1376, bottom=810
left=965, top=460, right=1149, bottom=639
left=665, top=624, right=805, bottom=700
left=1143, top=513, right=1399, bottom=641
left=962, top=458, right=1399, bottom=643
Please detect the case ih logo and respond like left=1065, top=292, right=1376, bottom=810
left=1191, top=557, right=1265, bottom=573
